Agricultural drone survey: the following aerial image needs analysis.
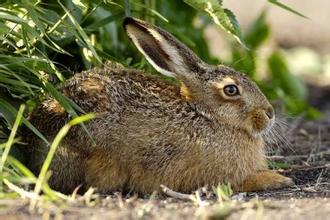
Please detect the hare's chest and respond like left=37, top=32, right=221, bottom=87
left=198, top=131, right=267, bottom=178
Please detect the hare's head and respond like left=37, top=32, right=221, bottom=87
left=124, top=17, right=274, bottom=136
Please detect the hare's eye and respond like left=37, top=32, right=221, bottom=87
left=224, top=85, right=239, bottom=96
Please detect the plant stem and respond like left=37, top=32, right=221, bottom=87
left=125, top=0, right=131, bottom=17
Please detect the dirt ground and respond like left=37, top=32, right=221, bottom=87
left=0, top=86, right=329, bottom=220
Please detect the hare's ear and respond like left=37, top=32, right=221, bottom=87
left=123, top=17, right=204, bottom=79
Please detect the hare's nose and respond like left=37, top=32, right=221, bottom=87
left=265, top=106, right=274, bottom=119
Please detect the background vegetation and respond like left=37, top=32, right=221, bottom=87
left=0, top=0, right=319, bottom=202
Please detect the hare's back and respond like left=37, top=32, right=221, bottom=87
left=28, top=66, right=184, bottom=138
left=63, top=66, right=182, bottom=111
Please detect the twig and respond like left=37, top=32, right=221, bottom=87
left=307, top=125, right=323, bottom=163
left=160, top=185, right=196, bottom=202
left=279, top=164, right=329, bottom=173
left=268, top=150, right=330, bottom=161
left=315, top=168, right=326, bottom=188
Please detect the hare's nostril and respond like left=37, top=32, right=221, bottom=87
left=265, top=106, right=274, bottom=119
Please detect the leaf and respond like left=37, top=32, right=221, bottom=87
left=268, top=51, right=307, bottom=101
left=84, top=12, right=124, bottom=32
left=0, top=11, right=29, bottom=24
left=57, top=0, right=102, bottom=64
left=124, top=0, right=131, bottom=17
left=0, top=104, right=24, bottom=173
left=184, top=0, right=245, bottom=47
left=0, top=99, right=49, bottom=146
left=244, top=11, right=270, bottom=49
left=268, top=0, right=308, bottom=19
left=31, top=113, right=94, bottom=208
left=72, top=0, right=88, bottom=11
left=44, top=82, right=95, bottom=144
left=130, top=1, right=168, bottom=22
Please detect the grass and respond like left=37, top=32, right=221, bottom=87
left=0, top=104, right=25, bottom=173
left=0, top=112, right=94, bottom=212
left=267, top=159, right=291, bottom=170
left=213, top=184, right=233, bottom=203
left=30, top=113, right=95, bottom=210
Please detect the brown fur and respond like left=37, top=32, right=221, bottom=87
left=26, top=17, right=293, bottom=194
left=242, top=170, right=294, bottom=191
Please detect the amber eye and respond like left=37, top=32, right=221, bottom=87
left=224, top=84, right=240, bottom=96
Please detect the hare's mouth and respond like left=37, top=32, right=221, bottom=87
left=250, top=110, right=275, bottom=134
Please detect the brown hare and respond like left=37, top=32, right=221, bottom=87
left=27, top=17, right=294, bottom=194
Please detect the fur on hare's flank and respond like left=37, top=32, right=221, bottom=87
left=27, top=17, right=293, bottom=194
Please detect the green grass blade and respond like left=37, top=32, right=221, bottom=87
left=7, top=156, right=35, bottom=179
left=7, top=156, right=67, bottom=201
left=268, top=0, right=309, bottom=19
left=44, top=82, right=94, bottom=143
left=0, top=99, right=49, bottom=145
left=0, top=11, right=29, bottom=24
left=30, top=113, right=94, bottom=209
left=0, top=104, right=25, bottom=173
left=57, top=0, right=101, bottom=64
left=84, top=12, right=124, bottom=32
left=124, top=0, right=131, bottom=17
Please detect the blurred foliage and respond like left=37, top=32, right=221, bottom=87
left=224, top=11, right=320, bottom=118
left=184, top=0, right=244, bottom=46
left=0, top=0, right=320, bottom=196
left=229, top=11, right=270, bottom=78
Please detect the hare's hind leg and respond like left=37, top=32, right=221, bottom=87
left=241, top=170, right=294, bottom=192
left=85, top=153, right=130, bottom=193
left=49, top=148, right=86, bottom=194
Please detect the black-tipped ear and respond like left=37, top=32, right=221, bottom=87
left=123, top=17, right=138, bottom=28
left=124, top=17, right=204, bottom=79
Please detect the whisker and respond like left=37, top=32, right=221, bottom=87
left=262, top=115, right=296, bottom=155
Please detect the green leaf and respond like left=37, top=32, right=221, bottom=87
left=306, top=106, right=323, bottom=119
left=268, top=0, right=308, bottom=19
left=84, top=12, right=124, bottom=32
left=7, top=156, right=35, bottom=179
left=0, top=104, right=24, bottom=172
left=267, top=159, right=290, bottom=169
left=184, top=0, right=245, bottom=47
left=0, top=11, right=28, bottom=24
left=72, top=0, right=88, bottom=11
left=0, top=99, right=49, bottom=146
left=31, top=114, right=94, bottom=207
left=230, top=48, right=256, bottom=77
left=124, top=0, right=131, bottom=17
left=44, top=82, right=95, bottom=145
left=244, top=11, right=270, bottom=49
left=268, top=51, right=307, bottom=101
left=57, top=0, right=102, bottom=64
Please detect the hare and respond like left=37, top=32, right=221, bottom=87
left=27, top=17, right=294, bottom=194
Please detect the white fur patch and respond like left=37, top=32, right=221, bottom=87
left=147, top=28, right=187, bottom=75
left=213, top=77, right=237, bottom=89
left=126, top=25, right=176, bottom=78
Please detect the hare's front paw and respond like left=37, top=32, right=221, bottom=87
left=242, top=170, right=294, bottom=192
